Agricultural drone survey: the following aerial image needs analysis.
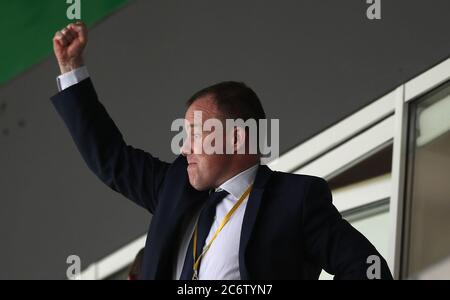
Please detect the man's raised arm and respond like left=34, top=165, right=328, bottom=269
left=50, top=22, right=170, bottom=214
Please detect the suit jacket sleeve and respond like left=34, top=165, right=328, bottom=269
left=301, top=177, right=393, bottom=279
left=50, top=78, right=170, bottom=214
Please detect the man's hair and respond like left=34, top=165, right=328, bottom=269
left=186, top=80, right=266, bottom=126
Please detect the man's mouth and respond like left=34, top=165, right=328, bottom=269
left=187, top=159, right=197, bottom=165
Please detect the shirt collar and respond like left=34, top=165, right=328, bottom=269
left=214, top=164, right=259, bottom=201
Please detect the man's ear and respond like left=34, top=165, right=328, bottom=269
left=234, top=126, right=247, bottom=154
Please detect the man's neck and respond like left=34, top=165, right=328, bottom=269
left=215, top=158, right=260, bottom=188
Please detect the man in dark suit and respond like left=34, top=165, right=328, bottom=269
left=51, top=22, right=393, bottom=280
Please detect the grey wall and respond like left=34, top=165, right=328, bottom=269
left=0, top=0, right=449, bottom=279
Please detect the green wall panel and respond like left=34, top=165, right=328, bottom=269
left=0, top=0, right=130, bottom=86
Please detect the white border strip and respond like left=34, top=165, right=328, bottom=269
left=295, top=116, right=394, bottom=179
left=79, top=264, right=97, bottom=280
left=388, top=85, right=408, bottom=279
left=80, top=235, right=147, bottom=280
left=332, top=174, right=391, bottom=213
left=268, top=90, right=396, bottom=172
left=405, top=57, right=450, bottom=102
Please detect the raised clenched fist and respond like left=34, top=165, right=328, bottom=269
left=53, top=21, right=88, bottom=74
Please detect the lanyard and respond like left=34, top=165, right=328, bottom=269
left=191, top=184, right=253, bottom=280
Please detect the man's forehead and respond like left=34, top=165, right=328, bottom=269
left=184, top=119, right=222, bottom=127
left=186, top=96, right=220, bottom=114
left=184, top=111, right=226, bottom=132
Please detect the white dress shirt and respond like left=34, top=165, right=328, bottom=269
left=56, top=66, right=89, bottom=91
left=174, top=164, right=259, bottom=280
left=56, top=68, right=259, bottom=280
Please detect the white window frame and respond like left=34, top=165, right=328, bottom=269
left=390, top=57, right=450, bottom=279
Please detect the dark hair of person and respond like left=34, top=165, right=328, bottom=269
left=186, top=81, right=266, bottom=149
left=187, top=81, right=265, bottom=122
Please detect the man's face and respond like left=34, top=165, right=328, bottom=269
left=181, top=96, right=231, bottom=191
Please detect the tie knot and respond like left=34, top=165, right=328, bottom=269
left=208, top=189, right=229, bottom=207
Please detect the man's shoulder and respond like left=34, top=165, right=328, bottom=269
left=264, top=167, right=329, bottom=196
left=270, top=168, right=327, bottom=186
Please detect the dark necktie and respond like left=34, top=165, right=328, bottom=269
left=179, top=189, right=229, bottom=280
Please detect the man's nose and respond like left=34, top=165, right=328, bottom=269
left=181, top=138, right=192, bottom=156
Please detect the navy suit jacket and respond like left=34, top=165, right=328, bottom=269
left=51, top=78, right=393, bottom=280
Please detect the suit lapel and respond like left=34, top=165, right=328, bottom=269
left=239, top=164, right=272, bottom=279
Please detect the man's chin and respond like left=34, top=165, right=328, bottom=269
left=188, top=177, right=210, bottom=192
